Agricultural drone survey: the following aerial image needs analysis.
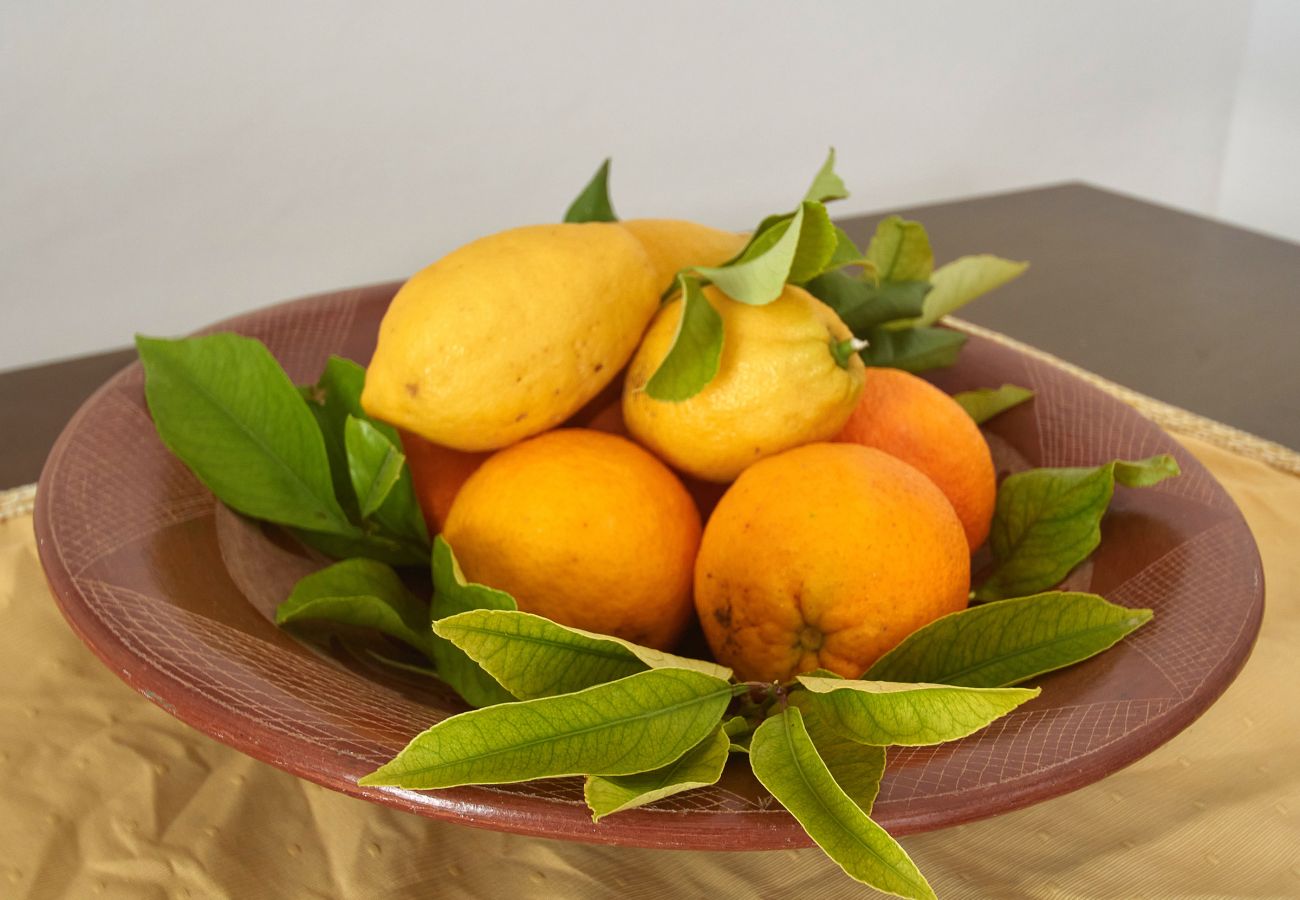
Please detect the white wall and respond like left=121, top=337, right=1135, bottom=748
left=1, top=0, right=1279, bottom=370
left=1217, top=0, right=1300, bottom=243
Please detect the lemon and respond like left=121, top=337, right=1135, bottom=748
left=623, top=284, right=865, bottom=482
left=362, top=223, right=659, bottom=451
left=621, top=219, right=748, bottom=291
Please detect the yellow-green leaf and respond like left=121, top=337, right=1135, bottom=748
left=796, top=676, right=1039, bottom=746
left=433, top=608, right=730, bottom=699
left=359, top=668, right=733, bottom=789
left=749, top=708, right=934, bottom=900
left=585, top=727, right=730, bottom=821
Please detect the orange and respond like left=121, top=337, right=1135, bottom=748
left=442, top=429, right=702, bottom=650
left=695, top=443, right=969, bottom=681
left=837, top=367, right=996, bottom=550
left=399, top=431, right=490, bottom=534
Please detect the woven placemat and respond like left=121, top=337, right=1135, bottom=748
left=949, top=317, right=1300, bottom=476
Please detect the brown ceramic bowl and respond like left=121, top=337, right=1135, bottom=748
left=34, top=282, right=1264, bottom=849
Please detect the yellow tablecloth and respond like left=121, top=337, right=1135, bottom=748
left=2, top=433, right=1298, bottom=899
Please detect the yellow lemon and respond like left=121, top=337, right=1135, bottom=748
left=621, top=219, right=748, bottom=291
left=442, top=429, right=701, bottom=650
left=362, top=223, right=658, bottom=451
left=622, top=284, right=865, bottom=482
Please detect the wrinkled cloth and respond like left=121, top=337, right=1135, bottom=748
left=2, top=433, right=1297, bottom=899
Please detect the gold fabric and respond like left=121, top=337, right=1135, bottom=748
left=2, top=433, right=1297, bottom=899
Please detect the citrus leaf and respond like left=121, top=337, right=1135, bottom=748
left=1114, top=455, right=1184, bottom=487
left=786, top=202, right=840, bottom=285
left=305, top=355, right=400, bottom=445
left=749, top=707, right=935, bottom=900
left=804, top=271, right=929, bottom=334
left=433, top=608, right=730, bottom=700
left=723, top=202, right=840, bottom=287
left=695, top=204, right=806, bottom=305
left=358, top=668, right=733, bottom=789
left=300, top=357, right=367, bottom=518
left=866, top=216, right=933, bottom=283
left=953, top=384, right=1035, bottom=424
left=865, top=592, right=1153, bottom=687
left=563, top=158, right=617, bottom=223
left=907, top=254, right=1028, bottom=327
left=722, top=715, right=753, bottom=752
left=643, top=275, right=723, bottom=402
left=290, top=526, right=430, bottom=567
left=859, top=325, right=966, bottom=373
left=584, top=726, right=730, bottom=821
left=825, top=226, right=874, bottom=272
left=136, top=334, right=353, bottom=534
left=791, top=694, right=886, bottom=814
left=344, top=416, right=405, bottom=519
left=804, top=148, right=849, bottom=204
left=275, top=558, right=434, bottom=658
left=796, top=676, right=1039, bottom=746
left=342, top=416, right=428, bottom=544
left=430, top=537, right=517, bottom=707
left=976, top=455, right=1181, bottom=601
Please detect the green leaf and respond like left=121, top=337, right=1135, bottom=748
left=791, top=694, right=886, bottom=814
left=275, top=558, right=434, bottom=658
left=722, top=715, right=753, bottom=752
left=430, top=537, right=517, bottom=707
left=865, top=592, right=1153, bottom=688
left=290, top=526, right=430, bottom=567
left=433, top=608, right=730, bottom=700
left=803, top=148, right=849, bottom=204
left=136, top=334, right=354, bottom=534
left=695, top=204, right=806, bottom=304
left=825, top=226, right=874, bottom=273
left=344, top=416, right=405, bottom=519
left=301, top=360, right=363, bottom=519
left=563, top=158, right=617, bottom=223
left=976, top=455, right=1181, bottom=601
left=866, top=216, right=933, bottom=283
left=1113, top=455, right=1184, bottom=487
left=859, top=326, right=967, bottom=373
left=796, top=676, right=1039, bottom=746
left=358, top=668, right=733, bottom=789
left=804, top=271, right=930, bottom=334
left=749, top=708, right=934, bottom=900
left=908, top=254, right=1028, bottom=327
left=584, top=726, right=730, bottom=821
left=953, top=384, right=1035, bottom=424
left=643, top=275, right=723, bottom=402
left=342, top=416, right=428, bottom=545
left=724, top=203, right=839, bottom=286
left=786, top=202, right=840, bottom=285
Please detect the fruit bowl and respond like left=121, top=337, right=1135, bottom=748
left=35, top=281, right=1264, bottom=849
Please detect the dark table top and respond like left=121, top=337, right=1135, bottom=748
left=3, top=182, right=1298, bottom=488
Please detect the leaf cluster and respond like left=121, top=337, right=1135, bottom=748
left=136, top=337, right=430, bottom=566
left=565, top=152, right=1029, bottom=400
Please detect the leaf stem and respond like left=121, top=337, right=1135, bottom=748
left=830, top=337, right=870, bottom=368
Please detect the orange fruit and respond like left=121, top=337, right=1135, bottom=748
left=837, top=367, right=996, bottom=550
left=399, top=431, right=490, bottom=534
left=442, top=429, right=702, bottom=650
left=695, top=443, right=969, bottom=681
